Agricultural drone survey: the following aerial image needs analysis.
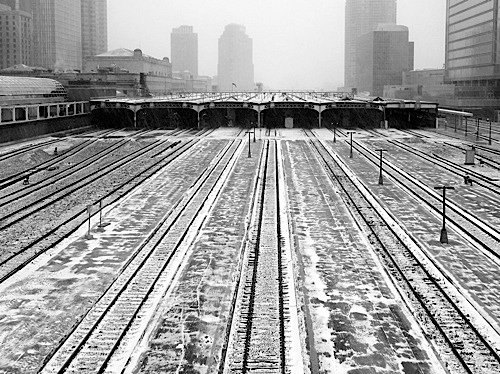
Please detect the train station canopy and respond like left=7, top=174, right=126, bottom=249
left=91, top=92, right=439, bottom=112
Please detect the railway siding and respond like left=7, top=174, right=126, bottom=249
left=0, top=136, right=232, bottom=373
left=41, top=137, right=245, bottom=373
left=321, top=131, right=500, bottom=334
left=310, top=132, right=500, bottom=373
left=283, top=139, right=443, bottom=373
left=132, top=139, right=264, bottom=373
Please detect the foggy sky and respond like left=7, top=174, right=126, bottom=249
left=108, top=0, right=445, bottom=90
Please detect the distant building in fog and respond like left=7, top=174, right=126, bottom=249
left=0, top=0, right=30, bottom=12
left=84, top=48, right=172, bottom=77
left=445, top=0, right=500, bottom=116
left=356, top=24, right=413, bottom=97
left=81, top=0, right=107, bottom=62
left=383, top=68, right=456, bottom=103
left=217, top=24, right=254, bottom=91
left=345, top=0, right=397, bottom=89
left=0, top=1, right=32, bottom=69
left=171, top=25, right=198, bottom=77
left=32, top=0, right=82, bottom=71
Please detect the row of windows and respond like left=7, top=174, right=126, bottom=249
left=448, top=42, right=493, bottom=59
left=448, top=31, right=492, bottom=49
left=449, top=0, right=493, bottom=19
left=448, top=11, right=494, bottom=33
left=448, top=21, right=493, bottom=42
left=449, top=0, right=469, bottom=7
left=447, top=52, right=492, bottom=68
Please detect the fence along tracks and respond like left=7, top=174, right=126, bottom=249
left=222, top=139, right=303, bottom=374
left=304, top=129, right=500, bottom=374
left=39, top=134, right=245, bottom=373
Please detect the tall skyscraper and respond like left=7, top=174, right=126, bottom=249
left=81, top=0, right=107, bottom=62
left=356, top=24, right=413, bottom=96
left=0, top=0, right=32, bottom=69
left=344, top=0, right=397, bottom=88
left=217, top=24, right=254, bottom=91
left=171, top=25, right=198, bottom=77
left=32, top=0, right=82, bottom=71
left=445, top=0, right=500, bottom=112
left=0, top=0, right=31, bottom=12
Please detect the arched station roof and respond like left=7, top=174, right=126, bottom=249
left=0, top=76, right=67, bottom=98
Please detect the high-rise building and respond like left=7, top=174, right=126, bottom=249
left=445, top=0, right=500, bottom=112
left=0, top=1, right=32, bottom=69
left=32, top=0, right=82, bottom=71
left=171, top=25, right=198, bottom=77
left=356, top=24, right=413, bottom=96
left=344, top=0, right=397, bottom=88
left=81, top=0, right=107, bottom=62
left=0, top=0, right=30, bottom=12
left=217, top=24, right=254, bottom=91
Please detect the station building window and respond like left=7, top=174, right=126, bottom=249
left=1, top=108, right=13, bottom=122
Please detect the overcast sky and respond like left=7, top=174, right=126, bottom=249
left=108, top=0, right=446, bottom=90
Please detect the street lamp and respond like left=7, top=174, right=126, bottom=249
left=347, top=131, right=355, bottom=158
left=375, top=149, right=388, bottom=185
left=434, top=186, right=455, bottom=244
left=245, top=130, right=252, bottom=158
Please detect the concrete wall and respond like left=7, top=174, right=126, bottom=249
left=0, top=114, right=91, bottom=143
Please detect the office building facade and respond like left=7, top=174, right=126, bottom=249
left=32, top=0, right=82, bottom=71
left=0, top=1, right=32, bottom=69
left=171, top=25, right=198, bottom=77
left=445, top=0, right=500, bottom=112
left=217, top=24, right=254, bottom=91
left=356, top=24, right=413, bottom=96
left=81, top=0, right=107, bottom=62
left=345, top=0, right=397, bottom=88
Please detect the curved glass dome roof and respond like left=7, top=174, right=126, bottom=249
left=0, top=76, right=67, bottom=98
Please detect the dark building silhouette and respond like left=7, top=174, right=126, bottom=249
left=217, top=24, right=254, bottom=91
left=345, top=0, right=397, bottom=89
left=356, top=24, right=413, bottom=96
left=0, top=0, right=32, bottom=69
left=171, top=25, right=198, bottom=77
left=81, top=0, right=107, bottom=62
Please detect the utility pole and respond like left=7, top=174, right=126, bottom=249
left=375, top=149, right=388, bottom=185
left=434, top=186, right=455, bottom=244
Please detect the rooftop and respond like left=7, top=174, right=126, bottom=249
left=0, top=76, right=67, bottom=98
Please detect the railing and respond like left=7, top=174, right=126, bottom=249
left=0, top=101, right=90, bottom=125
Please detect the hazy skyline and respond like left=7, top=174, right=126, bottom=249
left=108, top=0, right=445, bottom=89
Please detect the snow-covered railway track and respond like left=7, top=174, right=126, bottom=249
left=222, top=140, right=303, bottom=374
left=305, top=129, right=500, bottom=374
left=39, top=133, right=245, bottom=374
left=0, top=128, right=120, bottom=189
left=349, top=139, right=500, bottom=257
left=0, top=130, right=214, bottom=285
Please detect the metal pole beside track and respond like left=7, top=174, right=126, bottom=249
left=245, top=131, right=252, bottom=158
left=434, top=186, right=455, bottom=244
left=347, top=131, right=355, bottom=158
left=376, top=149, right=388, bottom=185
